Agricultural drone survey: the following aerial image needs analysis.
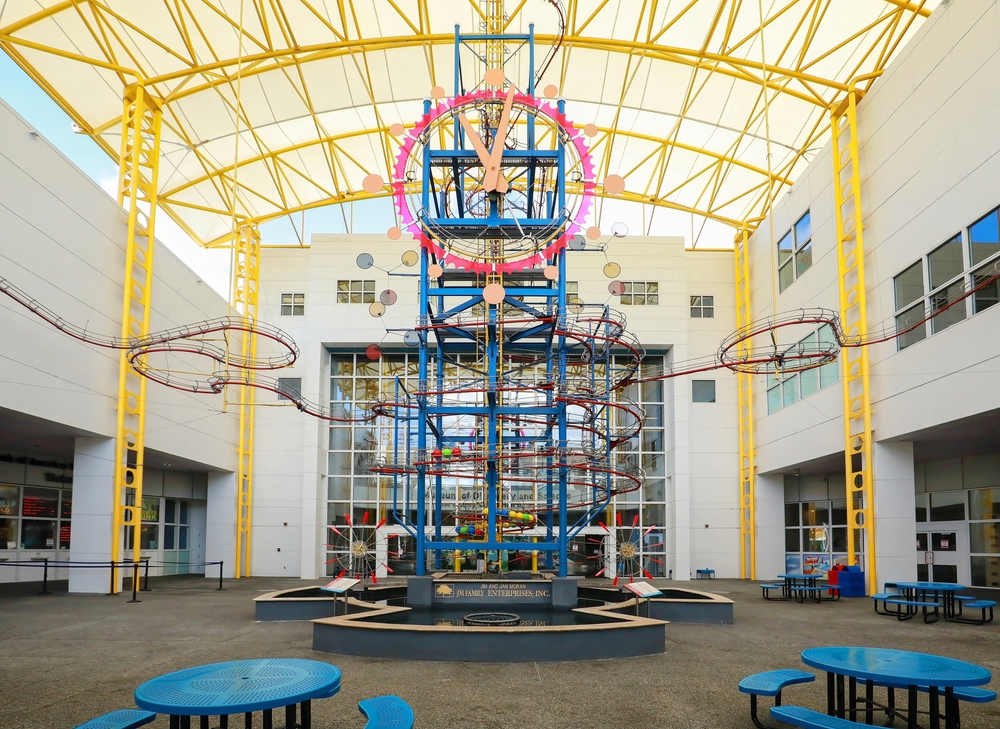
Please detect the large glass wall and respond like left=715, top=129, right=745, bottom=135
left=784, top=498, right=850, bottom=576
left=327, top=352, right=668, bottom=577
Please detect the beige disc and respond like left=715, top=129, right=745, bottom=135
left=401, top=250, right=419, bottom=267
left=362, top=173, right=384, bottom=194
left=484, top=68, right=506, bottom=87
left=586, top=226, right=602, bottom=240
left=369, top=302, right=386, bottom=317
left=543, top=84, right=559, bottom=99
left=387, top=226, right=402, bottom=240
left=568, top=297, right=585, bottom=314
left=604, top=174, right=625, bottom=195
left=603, top=262, right=622, bottom=278
left=483, top=282, right=506, bottom=305
left=430, top=86, right=447, bottom=99
left=543, top=265, right=559, bottom=280
left=428, top=263, right=444, bottom=279
left=584, top=123, right=599, bottom=137
left=389, top=122, right=405, bottom=136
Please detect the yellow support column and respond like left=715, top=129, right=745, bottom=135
left=734, top=225, right=756, bottom=579
left=110, top=85, right=162, bottom=591
left=233, top=222, right=261, bottom=578
left=831, top=84, right=877, bottom=591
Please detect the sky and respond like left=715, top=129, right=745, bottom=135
left=0, top=52, right=733, bottom=300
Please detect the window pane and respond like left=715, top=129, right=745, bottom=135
left=329, top=427, right=351, bottom=450
left=281, top=293, right=293, bottom=304
left=777, top=231, right=793, bottom=264
left=21, top=519, right=55, bottom=548
left=277, top=377, right=302, bottom=401
left=895, top=304, right=926, bottom=349
left=971, top=556, right=1000, bottom=587
left=328, top=477, right=350, bottom=501
left=691, top=380, right=716, bottom=403
left=767, top=385, right=782, bottom=414
left=785, top=503, right=800, bottom=527
left=778, top=261, right=794, bottom=292
left=781, top=374, right=799, bottom=407
left=929, top=491, right=965, bottom=521
left=21, top=487, right=57, bottom=518
left=690, top=296, right=701, bottom=306
left=832, top=527, right=847, bottom=552
left=972, top=263, right=1000, bottom=314
left=820, top=361, right=839, bottom=389
left=165, top=499, right=176, bottom=524
left=805, top=526, right=828, bottom=551
left=915, top=493, right=928, bottom=522
left=164, top=524, right=176, bottom=550
left=59, top=522, right=70, bottom=549
left=0, top=518, right=16, bottom=548
left=0, top=485, right=18, bottom=516
left=785, top=529, right=800, bottom=551
left=970, top=487, right=1000, bottom=520
left=179, top=526, right=189, bottom=549
left=799, top=367, right=819, bottom=398
left=969, top=208, right=999, bottom=266
left=801, top=502, right=830, bottom=526
left=643, top=479, right=665, bottom=501
left=894, top=261, right=924, bottom=310
left=331, top=378, right=353, bottom=401
left=641, top=379, right=663, bottom=403
left=831, top=500, right=847, bottom=525
left=795, top=242, right=812, bottom=277
left=703, top=296, right=713, bottom=306
left=141, top=497, right=159, bottom=523
left=795, top=212, right=811, bottom=246
left=690, top=306, right=701, bottom=318
left=928, top=236, right=964, bottom=290
left=930, top=281, right=966, bottom=334
left=970, top=523, right=1000, bottom=554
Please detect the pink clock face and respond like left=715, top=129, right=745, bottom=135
left=391, top=89, right=595, bottom=274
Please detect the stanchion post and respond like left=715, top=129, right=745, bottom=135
left=127, top=562, right=141, bottom=603
left=39, top=558, right=51, bottom=595
left=141, top=557, right=152, bottom=591
left=217, top=560, right=225, bottom=590
left=107, top=561, right=117, bottom=595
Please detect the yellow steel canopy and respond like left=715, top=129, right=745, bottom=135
left=0, top=1, right=937, bottom=247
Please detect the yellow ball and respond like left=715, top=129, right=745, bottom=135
left=482, top=507, right=489, bottom=515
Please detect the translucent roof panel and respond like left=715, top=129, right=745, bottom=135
left=0, top=0, right=939, bottom=247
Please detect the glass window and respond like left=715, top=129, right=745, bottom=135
left=929, top=491, right=965, bottom=521
left=916, top=533, right=928, bottom=551
left=799, top=367, right=819, bottom=398
left=777, top=231, right=793, bottom=266
left=141, top=497, right=159, bottom=523
left=930, top=281, right=966, bottom=334
left=804, top=526, right=828, bottom=551
left=894, top=261, right=924, bottom=311
left=58, top=522, right=70, bottom=550
left=969, top=207, right=999, bottom=266
left=281, top=292, right=305, bottom=315
left=831, top=499, right=847, bottom=525
left=832, top=527, right=847, bottom=552
left=164, top=524, right=176, bottom=550
left=0, top=517, right=16, bottom=549
left=140, top=524, right=158, bottom=550
left=785, top=529, right=800, bottom=551
left=785, top=503, right=800, bottom=527
left=795, top=212, right=812, bottom=246
left=970, top=523, right=999, bottom=554
left=179, top=526, right=189, bottom=549
left=60, top=492, right=72, bottom=519
left=165, top=499, right=176, bottom=524
left=0, top=485, right=18, bottom=516
left=970, top=556, right=1000, bottom=588
left=928, top=236, right=964, bottom=290
left=21, top=487, right=57, bottom=518
left=180, top=502, right=189, bottom=525
left=915, top=493, right=928, bottom=522
left=767, top=385, right=782, bottom=415
left=795, top=242, right=812, bottom=277
left=690, top=295, right=714, bottom=318
left=972, top=263, right=1000, bottom=314
left=277, top=377, right=302, bottom=402
left=895, top=304, right=926, bottom=350
left=781, top=375, right=799, bottom=407
left=970, top=487, right=1000, bottom=521
left=21, top=519, right=55, bottom=549
left=801, top=502, right=830, bottom=526
left=778, top=259, right=794, bottom=292
left=691, top=380, right=716, bottom=403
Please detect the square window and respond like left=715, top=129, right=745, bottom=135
left=893, top=261, right=925, bottom=311
left=767, top=385, right=782, bottom=414
left=277, top=377, right=302, bottom=402
left=928, top=236, right=964, bottom=290
left=795, top=242, right=812, bottom=277
left=778, top=261, right=794, bottom=292
left=972, top=263, right=1000, bottom=314
left=930, top=281, right=966, bottom=334
left=970, top=207, right=1000, bottom=266
left=281, top=292, right=305, bottom=315
left=777, top=231, right=793, bottom=266
left=794, top=212, right=811, bottom=246
left=895, top=304, right=926, bottom=350
left=692, top=379, right=716, bottom=403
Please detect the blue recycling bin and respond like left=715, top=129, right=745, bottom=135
left=838, top=565, right=867, bottom=597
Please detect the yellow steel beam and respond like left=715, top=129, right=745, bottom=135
left=830, top=79, right=877, bottom=592
left=734, top=224, right=756, bottom=580
left=232, top=222, right=261, bottom=578
left=109, top=84, right=162, bottom=591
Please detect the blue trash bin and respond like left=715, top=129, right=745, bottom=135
left=838, top=566, right=867, bottom=597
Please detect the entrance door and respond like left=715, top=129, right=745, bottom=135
left=923, top=527, right=966, bottom=584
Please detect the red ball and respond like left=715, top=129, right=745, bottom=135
left=431, top=449, right=442, bottom=459
left=451, top=446, right=462, bottom=456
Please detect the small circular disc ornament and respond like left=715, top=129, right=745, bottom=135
left=586, top=226, right=602, bottom=240
left=362, top=173, right=384, bottom=193
left=604, top=174, right=625, bottom=195
left=387, top=226, right=402, bottom=240
left=568, top=297, right=585, bottom=314
left=543, top=265, right=559, bottom=280
left=483, top=282, right=506, bottom=305
left=603, top=262, right=622, bottom=278
left=611, top=221, right=629, bottom=238
left=401, top=250, right=419, bottom=267
left=584, top=123, right=599, bottom=137
left=369, top=302, right=386, bottom=317
left=379, top=289, right=397, bottom=306
left=543, top=84, right=559, bottom=99
left=365, top=344, right=382, bottom=360
left=484, top=68, right=506, bottom=86
left=430, top=86, right=446, bottom=99
left=403, top=330, right=420, bottom=346
left=609, top=280, right=626, bottom=296
left=428, top=263, right=444, bottom=279
left=569, top=234, right=587, bottom=251
left=389, top=122, right=405, bottom=136
left=356, top=253, right=374, bottom=270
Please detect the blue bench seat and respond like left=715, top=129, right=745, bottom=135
left=74, top=710, right=157, bottom=729
left=739, top=670, right=815, bottom=729
left=761, top=583, right=787, bottom=600
left=771, top=706, right=870, bottom=729
left=884, top=597, right=941, bottom=623
left=359, top=695, right=415, bottom=729
left=949, top=599, right=995, bottom=625
left=696, top=569, right=715, bottom=579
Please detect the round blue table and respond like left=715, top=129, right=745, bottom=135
left=802, top=646, right=990, bottom=729
left=134, top=658, right=341, bottom=729
left=777, top=574, right=836, bottom=603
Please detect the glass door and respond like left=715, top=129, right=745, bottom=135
left=162, top=499, right=190, bottom=574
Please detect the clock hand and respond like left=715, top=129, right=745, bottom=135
left=483, top=84, right=516, bottom=193
left=457, top=113, right=492, bottom=171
